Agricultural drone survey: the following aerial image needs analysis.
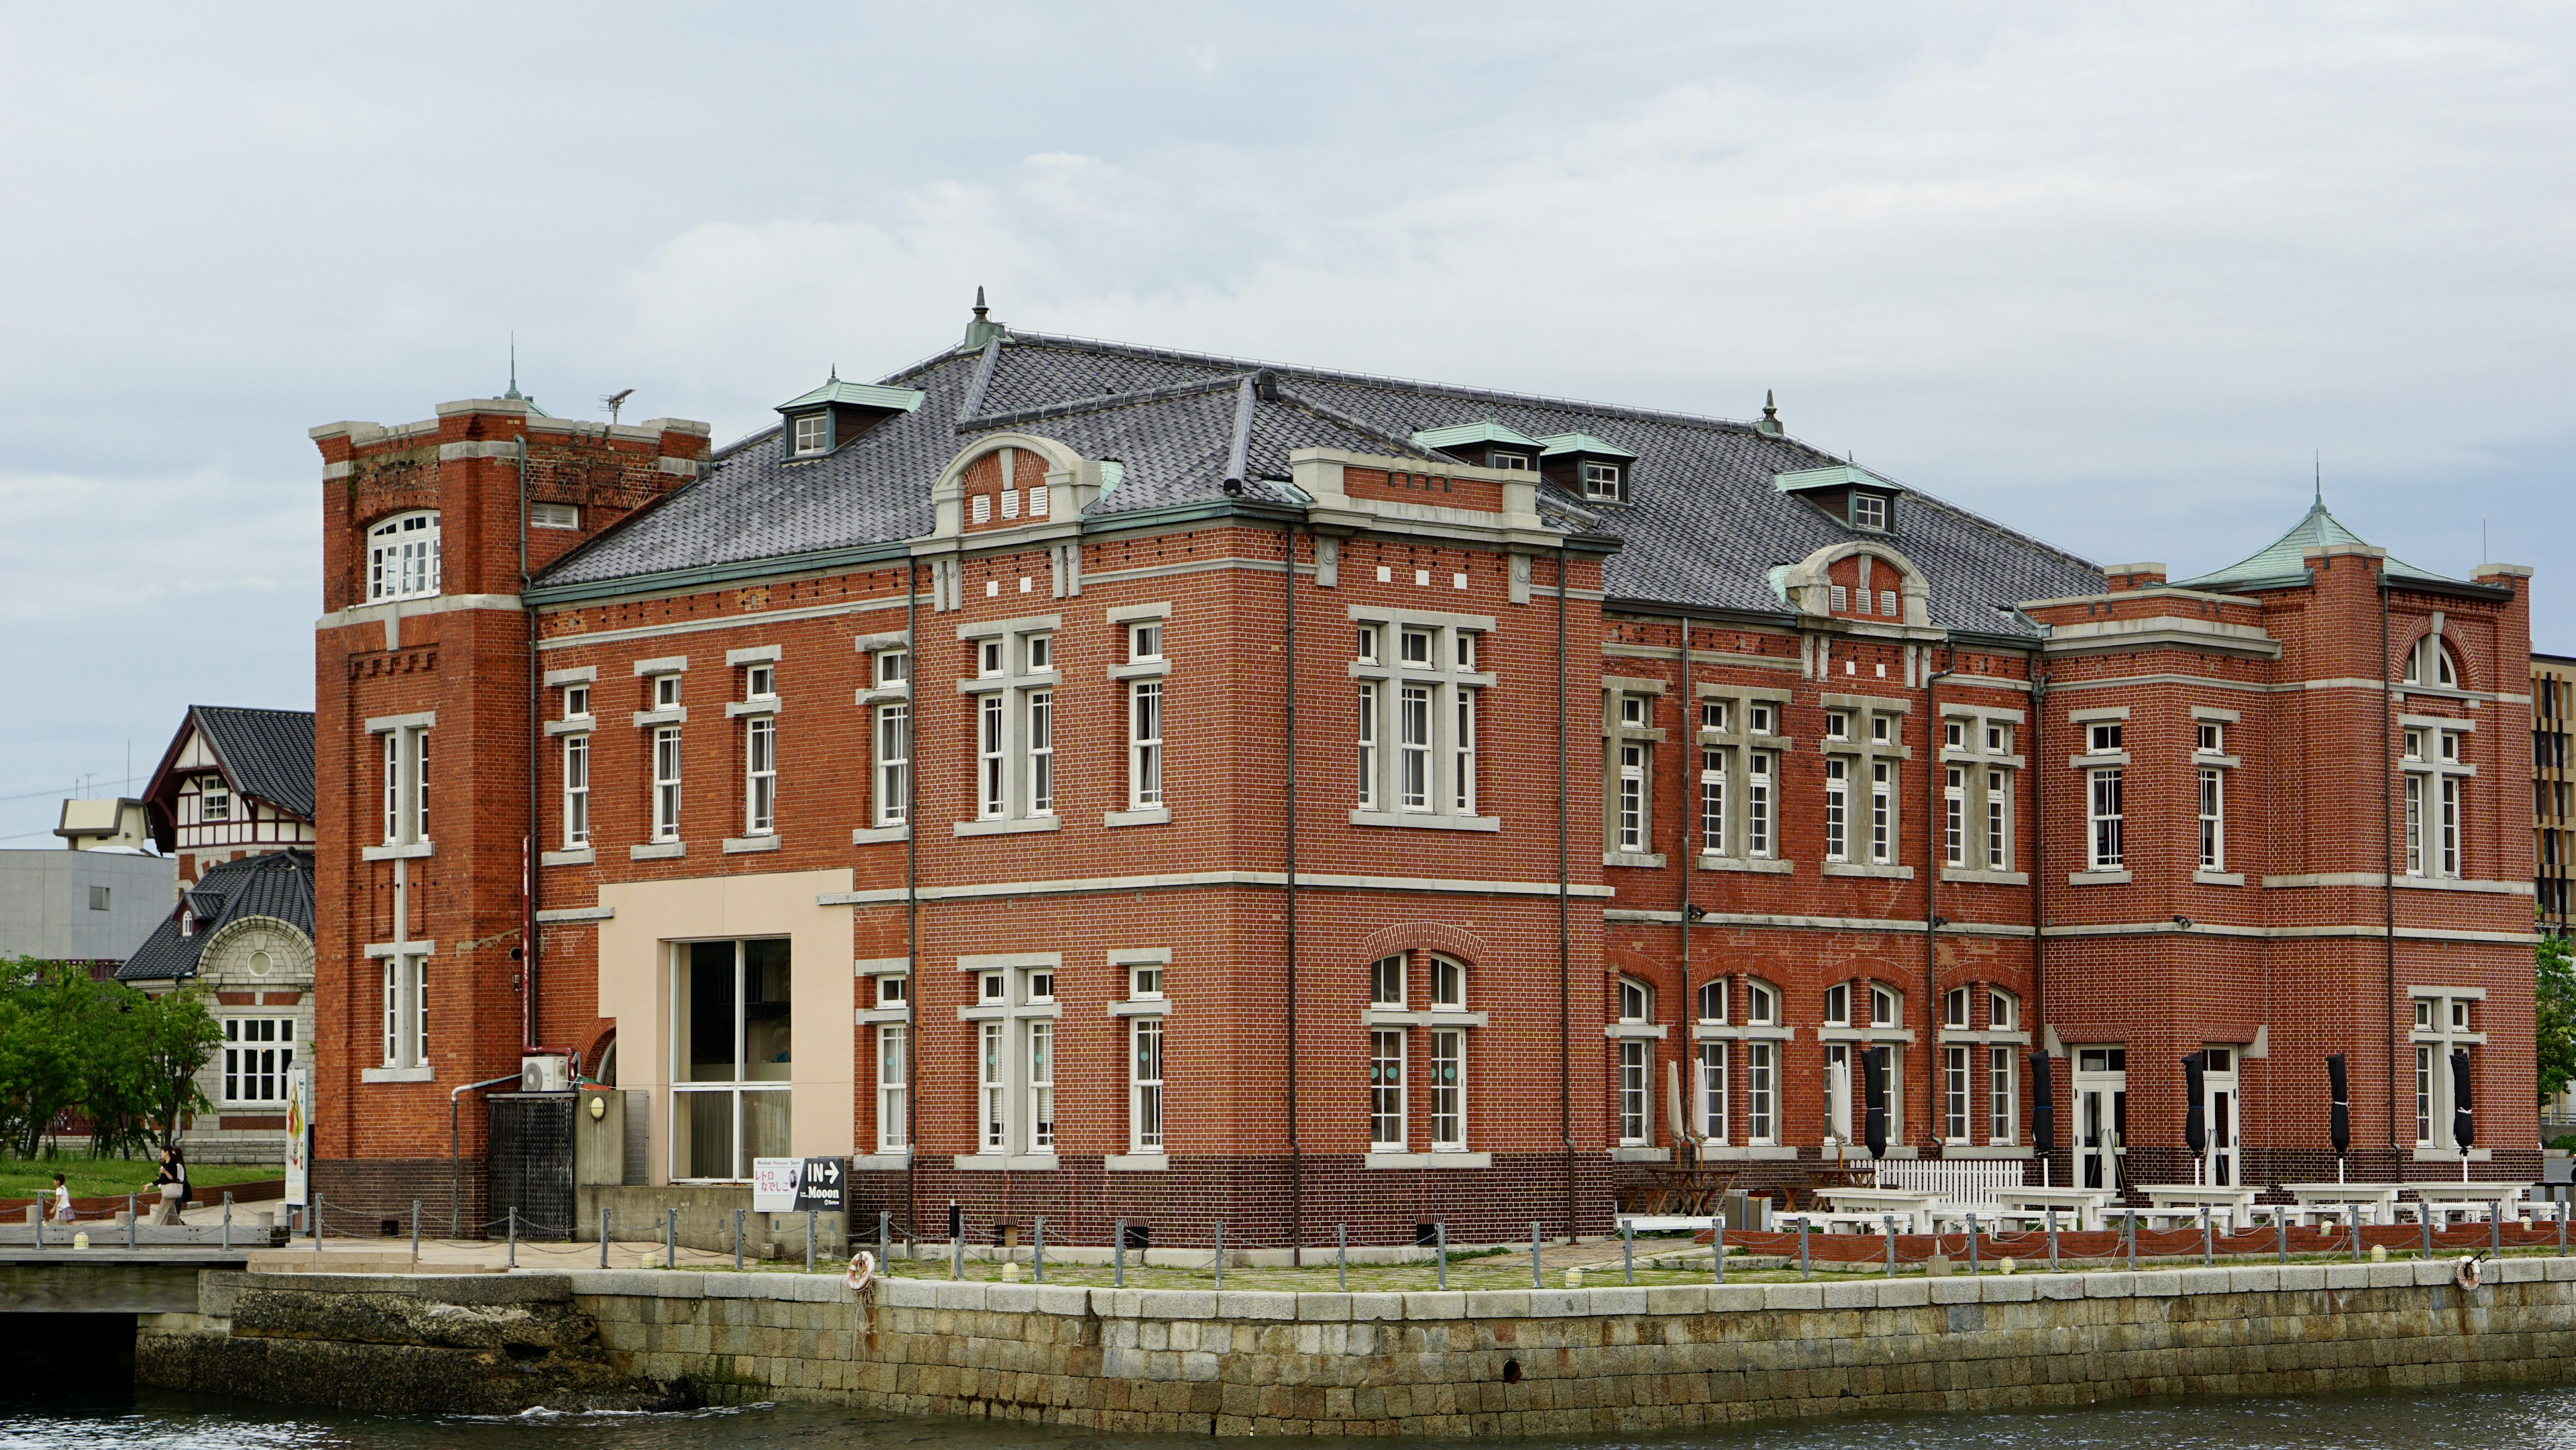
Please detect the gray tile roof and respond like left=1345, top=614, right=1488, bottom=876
left=191, top=706, right=316, bottom=820
left=541, top=329, right=2102, bottom=635
left=118, top=850, right=313, bottom=983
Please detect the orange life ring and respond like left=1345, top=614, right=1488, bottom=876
left=846, top=1249, right=877, bottom=1294
left=2454, top=1255, right=2482, bottom=1291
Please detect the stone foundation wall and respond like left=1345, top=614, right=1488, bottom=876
left=570, top=1259, right=2576, bottom=1435
left=132, top=1260, right=2576, bottom=1433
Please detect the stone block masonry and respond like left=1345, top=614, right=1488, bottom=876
left=138, top=1260, right=2576, bottom=1432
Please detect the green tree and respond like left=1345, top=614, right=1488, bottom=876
left=81, top=980, right=219, bottom=1159
left=2538, top=931, right=2576, bottom=1106
left=0, top=960, right=105, bottom=1158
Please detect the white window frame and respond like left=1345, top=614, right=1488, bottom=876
left=1129, top=679, right=1163, bottom=810
left=960, top=623, right=1063, bottom=827
left=1746, top=1040, right=1776, bottom=1146
left=366, top=510, right=441, bottom=603
left=1700, top=747, right=1729, bottom=856
left=1353, top=609, right=1492, bottom=828
left=381, top=727, right=430, bottom=847
left=1988, top=1045, right=2016, bottom=1145
left=562, top=733, right=590, bottom=848
left=1697, top=1040, right=1729, bottom=1143
left=2197, top=764, right=2222, bottom=870
left=744, top=715, right=777, bottom=837
left=1851, top=493, right=1887, bottom=531
left=1945, top=766, right=1965, bottom=867
left=382, top=953, right=427, bottom=1070
left=1026, top=688, right=1055, bottom=817
left=1430, top=1028, right=1468, bottom=1151
left=1824, top=757, right=1849, bottom=862
left=875, top=702, right=910, bottom=827
left=792, top=412, right=830, bottom=456
left=876, top=1023, right=908, bottom=1153
left=652, top=725, right=682, bottom=841
left=1617, top=1038, right=1650, bottom=1146
left=1369, top=1028, right=1408, bottom=1150
left=2088, top=766, right=2124, bottom=869
left=223, top=1017, right=296, bottom=1106
left=1130, top=1015, right=1165, bottom=1153
left=1580, top=460, right=1623, bottom=501
left=201, top=776, right=231, bottom=823
left=1944, top=1044, right=1971, bottom=1144
left=2402, top=720, right=2472, bottom=879
left=1870, top=758, right=1893, bottom=864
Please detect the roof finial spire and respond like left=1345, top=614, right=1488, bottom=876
left=962, top=286, right=1008, bottom=350
left=1754, top=388, right=1784, bottom=438
left=505, top=333, right=521, bottom=401
left=973, top=285, right=989, bottom=321
left=2314, top=449, right=2324, bottom=509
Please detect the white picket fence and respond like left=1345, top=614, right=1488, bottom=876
left=1872, top=1158, right=2027, bottom=1204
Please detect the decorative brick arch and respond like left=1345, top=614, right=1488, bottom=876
left=1780, top=540, right=1931, bottom=626
left=1354, top=921, right=1490, bottom=966
left=2397, top=620, right=2481, bottom=693
left=1604, top=945, right=1666, bottom=982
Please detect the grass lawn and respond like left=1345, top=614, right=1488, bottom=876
left=0, top=1157, right=282, bottom=1201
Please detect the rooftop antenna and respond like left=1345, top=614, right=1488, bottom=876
left=2314, top=450, right=2322, bottom=508
left=602, top=388, right=635, bottom=426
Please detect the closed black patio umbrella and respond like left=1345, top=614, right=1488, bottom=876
left=2029, top=1051, right=2055, bottom=1184
left=2327, top=1053, right=2351, bottom=1176
left=2183, top=1052, right=2208, bottom=1180
left=1861, top=1046, right=1889, bottom=1159
left=2451, top=1048, right=2475, bottom=1153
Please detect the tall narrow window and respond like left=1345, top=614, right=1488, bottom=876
left=2439, top=775, right=2461, bottom=876
left=2406, top=775, right=2425, bottom=876
left=1986, top=769, right=2009, bottom=868
left=1129, top=680, right=1163, bottom=809
left=1130, top=1017, right=1165, bottom=1153
left=1945, top=766, right=1964, bottom=866
left=1870, top=759, right=1893, bottom=863
left=2089, top=767, right=2124, bottom=868
left=366, top=511, right=441, bottom=602
left=1026, top=689, right=1054, bottom=816
left=979, top=695, right=1006, bottom=819
left=1369, top=1029, right=1407, bottom=1149
left=382, top=953, right=427, bottom=1070
left=1452, top=690, right=1477, bottom=813
left=1355, top=683, right=1379, bottom=811
left=1697, top=1041, right=1728, bottom=1142
left=2414, top=1044, right=2434, bottom=1145
left=1747, top=1041, right=1776, bottom=1145
left=876, top=1025, right=908, bottom=1153
left=563, top=734, right=589, bottom=847
left=1399, top=685, right=1432, bottom=810
left=1617, top=1039, right=1650, bottom=1145
left=1617, top=743, right=1646, bottom=850
left=875, top=703, right=910, bottom=827
left=1824, top=758, right=1849, bottom=861
left=1944, top=1045, right=1970, bottom=1143
left=652, top=727, right=682, bottom=841
left=1024, top=1019, right=1054, bottom=1151
left=1700, top=749, right=1728, bottom=855
left=2197, top=765, right=2222, bottom=869
left=980, top=1021, right=1006, bottom=1151
left=1430, top=1029, right=1466, bottom=1151
left=1747, top=753, right=1773, bottom=858
left=1988, top=1046, right=2015, bottom=1143
left=744, top=717, right=777, bottom=835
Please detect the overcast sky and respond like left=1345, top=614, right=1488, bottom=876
left=1, top=4, right=2569, bottom=847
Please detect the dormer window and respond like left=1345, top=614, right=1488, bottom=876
left=1851, top=493, right=1888, bottom=531
left=775, top=372, right=925, bottom=460
left=366, top=511, right=441, bottom=602
left=1489, top=452, right=1532, bottom=472
left=792, top=413, right=830, bottom=456
left=1580, top=461, right=1623, bottom=500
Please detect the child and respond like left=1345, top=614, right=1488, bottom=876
left=50, top=1172, right=74, bottom=1223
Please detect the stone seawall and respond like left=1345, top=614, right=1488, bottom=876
left=136, top=1259, right=2576, bottom=1433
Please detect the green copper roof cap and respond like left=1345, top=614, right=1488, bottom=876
left=1536, top=431, right=1639, bottom=460
left=1773, top=463, right=1897, bottom=494
left=1412, top=420, right=1543, bottom=453
left=2174, top=500, right=2463, bottom=592
left=775, top=368, right=928, bottom=416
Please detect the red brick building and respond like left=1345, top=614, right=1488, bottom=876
left=306, top=302, right=2539, bottom=1243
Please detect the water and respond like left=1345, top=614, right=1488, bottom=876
left=5, top=1385, right=2575, bottom=1449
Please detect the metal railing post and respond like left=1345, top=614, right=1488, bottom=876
left=2276, top=1215, right=2287, bottom=1265
left=2491, top=1201, right=2502, bottom=1257
left=1968, top=1220, right=1981, bottom=1274
left=665, top=1207, right=676, bottom=1270
left=2127, top=1211, right=2138, bottom=1272
left=127, top=1194, right=137, bottom=1251
left=603, top=1207, right=612, bottom=1268
left=1114, top=1219, right=1127, bottom=1288
left=879, top=1210, right=892, bottom=1267
left=1338, top=1223, right=1348, bottom=1291
left=1033, top=1215, right=1045, bottom=1284
left=2560, top=1200, right=2569, bottom=1257
left=1883, top=1215, right=1896, bottom=1277
left=1713, top=1213, right=1725, bottom=1284
left=2352, top=1210, right=2363, bottom=1262
left=2046, top=1207, right=2059, bottom=1272
left=1214, top=1222, right=1225, bottom=1292
left=1532, top=1221, right=1544, bottom=1288
left=2199, top=1206, right=2212, bottom=1267
left=1799, top=1218, right=1811, bottom=1280
left=1434, top=1222, right=1446, bottom=1291
left=1623, top=1221, right=1635, bottom=1285
left=508, top=1206, right=517, bottom=1268
left=223, top=1193, right=233, bottom=1253
left=313, top=1192, right=323, bottom=1245
left=733, top=1208, right=744, bottom=1270
left=806, top=1209, right=817, bottom=1276
left=2422, top=1206, right=2433, bottom=1260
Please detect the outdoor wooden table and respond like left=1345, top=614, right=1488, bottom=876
left=2284, top=1182, right=2404, bottom=1225
left=1813, top=1188, right=1945, bottom=1234
left=2141, top=1184, right=2261, bottom=1231
left=1619, top=1165, right=1739, bottom=1218
left=1990, top=1186, right=2113, bottom=1232
left=2400, top=1180, right=2531, bottom=1223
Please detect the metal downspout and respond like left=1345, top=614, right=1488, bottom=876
left=519, top=436, right=538, bottom=1054
left=1674, top=613, right=1692, bottom=1147
left=1283, top=523, right=1301, bottom=1263
left=1924, top=649, right=1957, bottom=1152
left=1557, top=546, right=1574, bottom=1237
left=2382, top=569, right=2398, bottom=1158
left=2027, top=649, right=2049, bottom=1175
left=906, top=555, right=920, bottom=1243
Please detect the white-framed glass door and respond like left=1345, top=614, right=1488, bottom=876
left=669, top=937, right=793, bottom=1181
left=2073, top=1047, right=2127, bottom=1192
left=2202, top=1047, right=2239, bottom=1187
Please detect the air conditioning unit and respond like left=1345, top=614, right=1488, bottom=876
left=520, top=1054, right=572, bottom=1093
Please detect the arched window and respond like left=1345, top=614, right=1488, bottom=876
left=1429, top=955, right=1467, bottom=1010
left=1869, top=983, right=1902, bottom=1029
left=368, top=511, right=441, bottom=601
left=1986, top=988, right=2019, bottom=1031
left=1617, top=976, right=1653, bottom=1023
left=2404, top=637, right=2460, bottom=688
left=1697, top=979, right=1727, bottom=1025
